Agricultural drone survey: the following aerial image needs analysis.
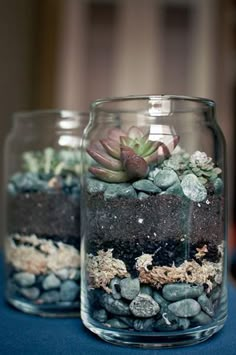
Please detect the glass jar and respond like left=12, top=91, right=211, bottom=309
left=80, top=96, right=227, bottom=348
left=4, top=110, right=88, bottom=317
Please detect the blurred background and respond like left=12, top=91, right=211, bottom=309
left=0, top=0, right=235, bottom=255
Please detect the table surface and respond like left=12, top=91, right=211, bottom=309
left=1, top=258, right=236, bottom=355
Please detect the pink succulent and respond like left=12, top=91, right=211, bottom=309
left=87, top=126, right=179, bottom=182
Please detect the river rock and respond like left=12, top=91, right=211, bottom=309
left=190, top=311, right=212, bottom=325
left=198, top=293, right=214, bottom=316
left=117, top=317, right=135, bottom=327
left=178, top=318, right=190, bottom=330
left=166, top=182, right=183, bottom=196
left=60, top=280, right=79, bottom=302
left=41, top=290, right=60, bottom=303
left=153, top=291, right=169, bottom=307
left=209, top=286, right=221, bottom=303
left=14, top=272, right=36, bottom=287
left=181, top=174, right=207, bottom=202
left=93, top=309, right=108, bottom=322
left=140, top=285, right=153, bottom=297
left=213, top=178, right=223, bottom=194
left=120, top=277, right=140, bottom=300
left=87, top=178, right=107, bottom=193
left=134, top=318, right=155, bottom=331
left=42, top=274, right=61, bottom=290
left=168, top=299, right=201, bottom=318
left=162, top=283, right=204, bottom=301
left=129, top=294, right=160, bottom=318
left=104, top=183, right=136, bottom=199
left=138, top=192, right=150, bottom=200
left=105, top=318, right=129, bottom=329
left=154, top=169, right=179, bottom=189
left=101, top=294, right=131, bottom=316
left=109, top=277, right=121, bottom=300
left=133, top=179, right=161, bottom=193
left=20, top=287, right=40, bottom=300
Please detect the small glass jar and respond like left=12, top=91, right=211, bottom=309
left=4, top=110, right=88, bottom=317
left=80, top=96, right=227, bottom=348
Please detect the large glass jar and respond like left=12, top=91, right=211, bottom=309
left=4, top=110, right=88, bottom=317
left=80, top=96, right=227, bottom=348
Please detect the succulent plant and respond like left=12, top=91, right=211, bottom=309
left=22, top=148, right=82, bottom=176
left=87, top=126, right=179, bottom=182
left=162, top=150, right=222, bottom=185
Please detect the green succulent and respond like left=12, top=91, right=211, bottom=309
left=22, top=148, right=82, bottom=176
left=87, top=126, right=179, bottom=182
left=162, top=150, right=221, bottom=185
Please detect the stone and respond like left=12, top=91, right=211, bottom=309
left=213, top=178, right=223, bottom=194
left=7, top=183, right=17, bottom=196
left=181, top=174, right=207, bottom=202
left=133, top=179, right=161, bottom=194
left=190, top=311, right=212, bottom=325
left=154, top=169, right=179, bottom=189
left=153, top=291, right=169, bottom=308
left=68, top=268, right=80, bottom=281
left=11, top=172, right=47, bottom=192
left=87, top=178, right=107, bottom=194
left=198, top=293, right=214, bottom=316
left=129, top=294, right=160, bottom=318
left=162, top=283, right=204, bottom=301
left=101, top=294, right=131, bottom=316
left=154, top=310, right=179, bottom=331
left=41, top=290, right=60, bottom=303
left=93, top=309, right=108, bottom=322
left=55, top=268, right=70, bottom=280
left=140, top=285, right=153, bottom=297
left=138, top=192, right=150, bottom=200
left=105, top=318, right=129, bottom=329
left=42, top=274, right=61, bottom=290
left=20, top=287, right=40, bottom=300
left=120, top=277, right=140, bottom=300
left=178, top=318, right=190, bottom=330
left=209, top=286, right=221, bottom=303
left=60, top=280, right=80, bottom=302
left=133, top=318, right=155, bottom=331
left=168, top=299, right=201, bottom=318
left=109, top=277, right=121, bottom=300
left=14, top=272, right=36, bottom=287
left=166, top=182, right=183, bottom=196
left=117, top=317, right=135, bottom=327
left=104, top=183, right=137, bottom=200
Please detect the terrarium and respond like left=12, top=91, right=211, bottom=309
left=4, top=110, right=88, bottom=316
left=80, top=95, right=227, bottom=348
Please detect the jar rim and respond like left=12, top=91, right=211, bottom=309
left=91, top=94, right=215, bottom=109
left=13, top=109, right=88, bottom=119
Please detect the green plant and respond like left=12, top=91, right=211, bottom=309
left=87, top=126, right=179, bottom=182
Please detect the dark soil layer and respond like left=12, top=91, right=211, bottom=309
left=8, top=192, right=80, bottom=247
left=87, top=193, right=224, bottom=274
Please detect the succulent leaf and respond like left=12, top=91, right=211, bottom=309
left=87, top=126, right=179, bottom=183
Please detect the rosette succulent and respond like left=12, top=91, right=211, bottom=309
left=87, top=126, right=179, bottom=182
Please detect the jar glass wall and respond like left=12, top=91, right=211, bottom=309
left=4, top=110, right=88, bottom=317
left=80, top=96, right=227, bottom=348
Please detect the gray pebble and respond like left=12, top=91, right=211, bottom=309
left=87, top=178, right=107, bottom=193
left=60, top=280, right=79, bottom=302
left=213, top=178, right=223, bottom=194
left=109, top=277, right=121, bottom=299
left=154, top=169, right=179, bottom=189
left=14, top=272, right=36, bottom=287
left=120, top=277, right=140, bottom=300
left=129, top=294, right=160, bottom=318
left=42, top=274, right=61, bottom=290
left=20, top=287, right=40, bottom=300
left=117, top=185, right=137, bottom=198
left=133, top=179, right=161, bottom=193
left=140, top=285, right=153, bottom=297
left=162, top=283, right=204, bottom=301
left=168, top=299, right=201, bottom=318
left=117, top=317, right=135, bottom=327
left=93, top=309, right=108, bottom=322
left=138, top=192, right=150, bottom=200
left=209, top=286, right=221, bottom=303
left=191, top=311, right=212, bottom=325
left=104, top=183, right=137, bottom=199
left=55, top=268, right=70, bottom=280
left=41, top=290, right=60, bottom=303
left=134, top=318, right=155, bottom=331
left=153, top=291, right=169, bottom=307
left=166, top=182, right=183, bottom=196
left=178, top=318, right=190, bottom=330
left=198, top=293, right=214, bottom=316
left=105, top=318, right=129, bottom=329
left=154, top=310, right=179, bottom=331
left=181, top=174, right=207, bottom=202
left=101, top=294, right=131, bottom=316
